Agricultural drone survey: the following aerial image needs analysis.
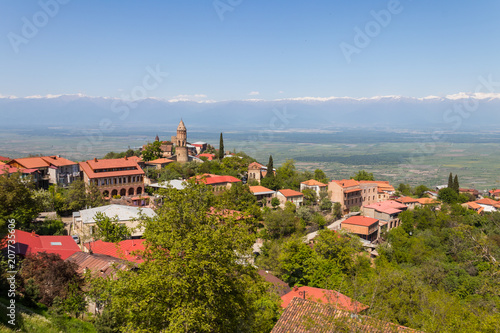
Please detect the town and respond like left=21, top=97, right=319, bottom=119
left=1, top=119, right=499, bottom=332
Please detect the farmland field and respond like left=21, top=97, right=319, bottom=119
left=0, top=127, right=499, bottom=190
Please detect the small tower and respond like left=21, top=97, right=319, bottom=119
left=175, top=119, right=188, bottom=163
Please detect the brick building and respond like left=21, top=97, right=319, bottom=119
left=79, top=156, right=145, bottom=198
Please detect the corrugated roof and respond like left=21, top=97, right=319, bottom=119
left=66, top=252, right=133, bottom=277
left=76, top=204, right=156, bottom=224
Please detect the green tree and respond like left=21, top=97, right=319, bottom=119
left=265, top=155, right=274, bottom=179
left=414, top=184, right=431, bottom=198
left=448, top=172, right=454, bottom=189
left=313, top=169, right=329, bottom=184
left=332, top=202, right=342, bottom=219
left=265, top=209, right=299, bottom=239
left=279, top=237, right=315, bottom=286
left=453, top=174, right=460, bottom=193
left=271, top=197, right=280, bottom=209
left=351, top=170, right=374, bottom=181
left=0, top=172, right=39, bottom=233
left=93, top=212, right=131, bottom=242
left=96, top=183, right=276, bottom=332
left=141, top=141, right=163, bottom=161
left=438, top=187, right=459, bottom=204
left=218, top=132, right=224, bottom=160
left=302, top=188, right=317, bottom=206
left=313, top=230, right=361, bottom=273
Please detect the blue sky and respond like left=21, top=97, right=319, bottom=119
left=1, top=0, right=499, bottom=101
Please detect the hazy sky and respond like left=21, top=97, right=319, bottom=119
left=1, top=0, right=499, bottom=101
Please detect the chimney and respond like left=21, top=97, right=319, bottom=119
left=124, top=156, right=128, bottom=160
left=293, top=286, right=299, bottom=292
left=94, top=158, right=98, bottom=162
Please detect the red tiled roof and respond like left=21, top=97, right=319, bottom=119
left=343, top=216, right=379, bottom=227
left=279, top=189, right=304, bottom=198
left=145, top=158, right=173, bottom=164
left=281, top=286, right=369, bottom=312
left=66, top=252, right=133, bottom=277
left=332, top=179, right=359, bottom=188
left=344, top=188, right=361, bottom=194
left=396, top=196, right=419, bottom=204
left=79, top=157, right=144, bottom=179
left=197, top=153, right=215, bottom=161
left=1, top=230, right=80, bottom=260
left=248, top=162, right=265, bottom=170
left=301, top=179, right=327, bottom=187
left=0, top=156, right=10, bottom=162
left=489, top=189, right=500, bottom=195
left=9, top=157, right=50, bottom=169
left=272, top=297, right=417, bottom=333
left=475, top=198, right=499, bottom=206
left=0, top=165, right=38, bottom=175
left=201, top=175, right=241, bottom=185
left=359, top=180, right=395, bottom=192
left=249, top=185, right=274, bottom=194
left=40, top=155, right=77, bottom=167
left=85, top=239, right=146, bottom=264
left=364, top=200, right=407, bottom=214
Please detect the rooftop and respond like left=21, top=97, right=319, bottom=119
left=249, top=185, right=275, bottom=195
left=79, top=157, right=144, bottom=179
left=66, top=252, right=134, bottom=277
left=396, top=196, right=419, bottom=204
left=343, top=216, right=379, bottom=227
left=301, top=179, right=327, bottom=187
left=75, top=204, right=156, bottom=224
left=364, top=200, right=407, bottom=214
left=279, top=189, right=304, bottom=198
left=475, top=198, right=499, bottom=206
left=281, top=286, right=369, bottom=313
left=84, top=239, right=146, bottom=264
left=332, top=179, right=360, bottom=188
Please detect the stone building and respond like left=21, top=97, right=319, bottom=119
left=171, top=119, right=189, bottom=163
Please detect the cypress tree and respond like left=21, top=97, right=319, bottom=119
left=266, top=155, right=274, bottom=178
left=453, top=175, right=460, bottom=193
left=218, top=133, right=224, bottom=160
left=448, top=173, right=453, bottom=189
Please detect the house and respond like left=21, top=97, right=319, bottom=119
left=191, top=142, right=208, bottom=154
left=489, top=189, right=500, bottom=200
left=1, top=230, right=80, bottom=260
left=7, top=155, right=80, bottom=188
left=424, top=190, right=439, bottom=199
left=300, top=179, right=327, bottom=198
left=72, top=204, right=156, bottom=239
left=474, top=198, right=500, bottom=212
left=0, top=155, right=10, bottom=162
left=281, top=286, right=369, bottom=313
left=84, top=239, right=146, bottom=264
left=359, top=180, right=395, bottom=201
left=395, top=196, right=420, bottom=210
left=328, top=179, right=377, bottom=214
left=249, top=185, right=276, bottom=207
left=193, top=174, right=241, bottom=192
left=415, top=197, right=440, bottom=208
left=462, top=201, right=485, bottom=214
left=0, top=165, right=40, bottom=183
left=79, top=156, right=145, bottom=198
left=247, top=162, right=272, bottom=184
left=258, top=270, right=291, bottom=297
left=277, top=189, right=304, bottom=208
left=271, top=297, right=416, bottom=333
left=362, top=200, right=407, bottom=231
left=147, top=179, right=186, bottom=191
left=341, top=216, right=379, bottom=242
left=460, top=188, right=479, bottom=200
left=66, top=252, right=134, bottom=277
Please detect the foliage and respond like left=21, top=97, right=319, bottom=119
left=19, top=253, right=83, bottom=307
left=93, top=183, right=279, bottom=332
left=332, top=202, right=342, bottom=219
left=103, top=148, right=140, bottom=159
left=31, top=219, right=65, bottom=236
left=414, top=184, right=431, bottom=198
left=141, top=141, right=163, bottom=161
left=313, top=169, right=328, bottom=184
left=397, top=183, right=413, bottom=196
left=0, top=172, right=40, bottom=233
left=270, top=197, right=280, bottom=209
left=218, top=132, right=224, bottom=160
left=351, top=170, right=374, bottom=181
left=438, top=187, right=460, bottom=204
left=265, top=209, right=300, bottom=239
left=302, top=188, right=317, bottom=206
left=92, top=212, right=131, bottom=243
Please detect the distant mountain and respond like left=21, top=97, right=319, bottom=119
left=1, top=93, right=499, bottom=131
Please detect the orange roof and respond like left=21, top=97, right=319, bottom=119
left=343, top=216, right=379, bottom=227
left=364, top=200, right=407, bottom=214
left=197, top=153, right=215, bottom=161
left=475, top=198, right=499, bottom=206
left=79, top=157, right=144, bottom=179
left=249, top=185, right=274, bottom=194
left=359, top=180, right=395, bottom=192
left=416, top=198, right=439, bottom=205
left=248, top=162, right=265, bottom=170
left=281, top=286, right=369, bottom=312
left=0, top=156, right=10, bottom=162
left=127, top=156, right=142, bottom=162
left=145, top=158, right=173, bottom=164
left=41, top=155, right=77, bottom=167
left=332, top=179, right=359, bottom=188
left=301, top=179, right=327, bottom=187
left=396, top=196, right=419, bottom=204
left=279, top=189, right=304, bottom=198
left=85, top=239, right=146, bottom=264
left=464, top=201, right=481, bottom=209
left=0, top=161, right=5, bottom=166
left=9, top=157, right=50, bottom=169
left=344, top=188, right=361, bottom=194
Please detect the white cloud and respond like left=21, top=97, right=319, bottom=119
left=248, top=91, right=260, bottom=96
